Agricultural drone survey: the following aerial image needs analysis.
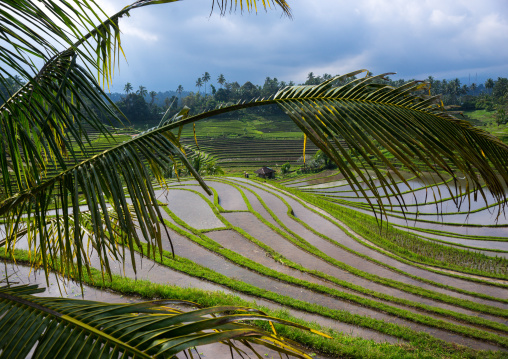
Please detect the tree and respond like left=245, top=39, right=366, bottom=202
left=495, top=106, right=507, bottom=126
left=312, top=150, right=336, bottom=170
left=470, top=83, right=477, bottom=96
left=116, top=93, right=156, bottom=125
left=176, top=84, right=184, bottom=104
left=124, top=82, right=133, bottom=94
left=281, top=162, right=291, bottom=174
left=149, top=90, right=157, bottom=105
left=202, top=71, right=211, bottom=95
left=217, top=73, right=226, bottom=88
left=493, top=77, right=508, bottom=100
left=195, top=77, right=203, bottom=93
left=3, top=0, right=508, bottom=357
left=137, top=85, right=148, bottom=97
left=306, top=72, right=315, bottom=85
left=485, top=78, right=495, bottom=94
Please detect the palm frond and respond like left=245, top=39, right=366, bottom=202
left=3, top=71, right=508, bottom=284
left=175, top=70, right=508, bottom=218
left=211, top=0, right=292, bottom=17
left=0, top=284, right=321, bottom=358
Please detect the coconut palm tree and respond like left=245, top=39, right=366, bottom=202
left=137, top=85, right=148, bottom=97
left=149, top=90, right=158, bottom=105
left=218, top=73, right=226, bottom=88
left=0, top=0, right=323, bottom=357
left=2, top=0, right=508, bottom=357
left=195, top=77, right=203, bottom=93
left=486, top=78, right=495, bottom=94
left=470, top=83, right=477, bottom=96
left=176, top=84, right=184, bottom=104
left=202, top=71, right=211, bottom=95
left=124, top=82, right=133, bottom=94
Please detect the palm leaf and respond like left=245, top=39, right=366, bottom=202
left=0, top=284, right=321, bottom=358
left=175, top=70, right=508, bottom=217
left=2, top=72, right=508, bottom=285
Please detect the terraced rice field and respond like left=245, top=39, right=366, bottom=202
left=3, top=174, right=508, bottom=357
left=181, top=137, right=320, bottom=169
left=151, top=176, right=508, bottom=356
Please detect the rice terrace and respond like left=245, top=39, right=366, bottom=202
left=1, top=0, right=508, bottom=358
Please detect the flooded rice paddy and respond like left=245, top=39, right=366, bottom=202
left=2, top=172, right=508, bottom=356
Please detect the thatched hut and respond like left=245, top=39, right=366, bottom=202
left=254, top=166, right=275, bottom=179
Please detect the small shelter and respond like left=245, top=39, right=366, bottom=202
left=254, top=166, right=275, bottom=179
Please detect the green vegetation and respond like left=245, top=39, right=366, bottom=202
left=3, top=0, right=508, bottom=357
left=267, top=180, right=508, bottom=281
left=3, top=251, right=504, bottom=359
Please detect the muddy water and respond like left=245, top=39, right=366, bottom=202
left=344, top=204, right=508, bottom=238
left=209, top=181, right=248, bottom=211
left=231, top=180, right=508, bottom=305
left=207, top=229, right=508, bottom=330
left=174, top=341, right=334, bottom=359
left=242, top=188, right=283, bottom=229
left=157, top=189, right=224, bottom=230
left=305, top=180, right=500, bottom=209
left=0, top=263, right=139, bottom=303
left=397, top=207, right=508, bottom=226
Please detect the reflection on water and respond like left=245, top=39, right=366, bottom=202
left=290, top=174, right=508, bottom=246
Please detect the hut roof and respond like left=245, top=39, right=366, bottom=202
left=254, top=166, right=275, bottom=175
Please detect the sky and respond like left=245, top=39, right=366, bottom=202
left=97, top=0, right=508, bottom=93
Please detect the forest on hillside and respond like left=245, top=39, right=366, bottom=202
left=2, top=72, right=507, bottom=129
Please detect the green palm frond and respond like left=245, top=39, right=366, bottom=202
left=3, top=71, right=508, bottom=284
left=0, top=0, right=194, bottom=202
left=175, top=70, right=508, bottom=217
left=211, top=0, right=291, bottom=17
left=0, top=0, right=296, bottom=287
left=0, top=284, right=322, bottom=358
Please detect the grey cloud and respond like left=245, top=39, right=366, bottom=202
left=100, top=0, right=508, bottom=92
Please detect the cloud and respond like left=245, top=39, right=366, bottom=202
left=94, top=0, right=508, bottom=92
left=121, top=27, right=158, bottom=42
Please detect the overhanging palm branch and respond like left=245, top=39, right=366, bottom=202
left=3, top=71, right=508, bottom=285
left=0, top=284, right=323, bottom=358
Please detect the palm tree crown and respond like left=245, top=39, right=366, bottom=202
left=137, top=85, right=148, bottom=97
left=202, top=71, right=211, bottom=95
left=124, top=82, right=133, bottom=94
left=195, top=78, right=203, bottom=93
left=217, top=73, right=226, bottom=88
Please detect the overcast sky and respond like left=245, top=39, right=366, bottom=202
left=98, top=0, right=508, bottom=93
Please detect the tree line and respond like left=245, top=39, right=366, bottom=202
left=111, top=71, right=508, bottom=127
left=2, top=71, right=506, bottom=128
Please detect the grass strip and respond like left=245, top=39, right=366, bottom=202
left=0, top=251, right=428, bottom=359
left=256, top=178, right=508, bottom=284
left=159, top=187, right=508, bottom=347
left=213, top=180, right=508, bottom=316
